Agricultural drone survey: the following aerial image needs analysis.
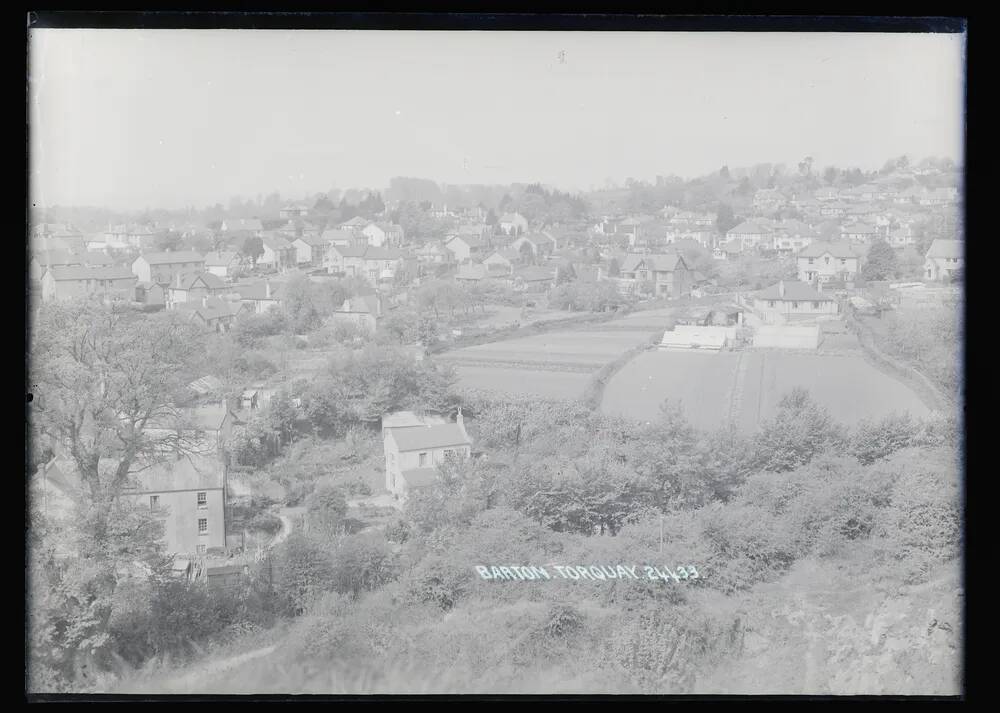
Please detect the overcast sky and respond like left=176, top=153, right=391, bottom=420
left=29, top=30, right=965, bottom=211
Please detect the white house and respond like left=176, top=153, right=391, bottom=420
left=204, top=251, right=241, bottom=280
left=383, top=410, right=472, bottom=499
left=499, top=212, right=529, bottom=236
left=923, top=239, right=963, bottom=281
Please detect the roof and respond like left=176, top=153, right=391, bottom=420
left=175, top=272, right=227, bottom=290
left=486, top=249, right=519, bottom=262
left=330, top=245, right=368, bottom=258
left=295, top=233, right=328, bottom=247
left=204, top=251, right=239, bottom=266
left=173, top=296, right=244, bottom=322
left=401, top=467, right=440, bottom=488
left=138, top=251, right=205, bottom=265
left=262, top=234, right=293, bottom=250
left=127, top=454, right=225, bottom=493
left=797, top=241, right=858, bottom=259
left=188, top=375, right=225, bottom=395
left=447, top=234, right=487, bottom=249
left=81, top=252, right=115, bottom=266
left=754, top=280, right=835, bottom=302
left=33, top=249, right=82, bottom=267
left=841, top=222, right=877, bottom=234
left=499, top=212, right=525, bottom=223
left=621, top=253, right=685, bottom=274
left=389, top=423, right=471, bottom=452
left=321, top=229, right=356, bottom=243
left=363, top=247, right=405, bottom=261
left=47, top=266, right=135, bottom=281
left=925, top=239, right=962, bottom=259
left=728, top=220, right=774, bottom=235
left=382, top=411, right=448, bottom=430
left=340, top=216, right=369, bottom=227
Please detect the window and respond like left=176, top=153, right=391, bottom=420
left=768, top=300, right=776, bottom=308
left=369, top=270, right=378, bottom=280
left=198, top=518, right=208, bottom=534
left=418, top=452, right=428, bottom=467
left=808, top=258, right=814, bottom=265
left=197, top=491, right=207, bottom=508
left=824, top=257, right=830, bottom=264
left=840, top=259, right=846, bottom=265
left=149, top=495, right=159, bottom=511
left=443, top=449, right=456, bottom=461
left=812, top=301, right=821, bottom=309
left=196, top=545, right=206, bottom=555
left=792, top=301, right=799, bottom=309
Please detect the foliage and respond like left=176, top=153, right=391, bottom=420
left=306, top=482, right=349, bottom=538
left=861, top=238, right=898, bottom=281
left=272, top=533, right=337, bottom=616
left=752, top=388, right=847, bottom=472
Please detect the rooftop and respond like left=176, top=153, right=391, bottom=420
left=138, top=251, right=205, bottom=266
left=755, top=280, right=835, bottom=302
left=389, top=423, right=471, bottom=452
left=925, top=239, right=962, bottom=259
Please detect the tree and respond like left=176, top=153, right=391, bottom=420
left=156, top=231, right=183, bottom=252
left=242, top=235, right=265, bottom=267
left=861, top=238, right=898, bottom=281
left=607, top=258, right=620, bottom=278
left=824, top=166, right=838, bottom=185
left=753, top=388, right=846, bottom=472
left=307, top=482, right=349, bottom=538
left=715, top=203, right=738, bottom=234
left=283, top=275, right=324, bottom=333
left=798, top=156, right=814, bottom=177
left=719, top=165, right=730, bottom=180
left=273, top=533, right=336, bottom=616
left=29, top=303, right=206, bottom=683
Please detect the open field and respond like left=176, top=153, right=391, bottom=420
left=601, top=349, right=933, bottom=433
left=453, top=365, right=592, bottom=400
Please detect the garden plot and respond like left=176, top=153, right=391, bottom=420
left=602, top=350, right=933, bottom=434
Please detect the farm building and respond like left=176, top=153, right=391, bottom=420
left=659, top=325, right=736, bottom=351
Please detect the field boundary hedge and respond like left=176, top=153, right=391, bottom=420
left=581, top=333, right=663, bottom=410
left=845, top=310, right=954, bottom=413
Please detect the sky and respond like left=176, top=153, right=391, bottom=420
left=29, top=30, right=965, bottom=211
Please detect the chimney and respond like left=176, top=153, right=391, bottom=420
left=816, top=279, right=823, bottom=293
left=456, top=406, right=465, bottom=432
left=778, top=280, right=786, bottom=298
left=175, top=272, right=182, bottom=288
left=202, top=295, right=209, bottom=308
left=265, top=281, right=271, bottom=299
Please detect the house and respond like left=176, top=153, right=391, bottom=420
left=134, top=281, right=166, bottom=309
left=105, top=223, right=158, bottom=250
left=753, top=188, right=786, bottom=212
left=29, top=249, right=83, bottom=281
left=888, top=224, right=917, bottom=248
left=511, top=233, right=557, bottom=260
left=772, top=220, right=818, bottom=255
left=796, top=242, right=862, bottom=283
left=174, top=296, right=246, bottom=333
left=923, top=239, right=963, bottom=281
left=339, top=216, right=370, bottom=234
left=279, top=204, right=310, bottom=220
left=482, top=248, right=521, bottom=275
left=259, top=234, right=296, bottom=270
left=919, top=187, right=958, bottom=207
left=507, top=265, right=558, bottom=292
left=361, top=222, right=405, bottom=248
left=751, top=280, right=839, bottom=323
left=292, top=233, right=330, bottom=267
left=819, top=201, right=849, bottom=218
left=383, top=410, right=472, bottom=498
left=204, top=251, right=241, bottom=280
left=498, top=212, right=529, bottom=236
left=220, top=218, right=264, bottom=237
left=132, top=251, right=206, bottom=286
left=145, top=402, right=241, bottom=456
left=40, top=266, right=138, bottom=303
left=444, top=234, right=488, bottom=263
left=415, top=240, right=452, bottom=265
left=814, top=187, right=840, bottom=202
left=726, top=220, right=774, bottom=251
left=328, top=294, right=383, bottom=333
left=235, top=280, right=284, bottom=314
left=321, top=228, right=360, bottom=249
left=619, top=253, right=692, bottom=299
left=712, top=239, right=743, bottom=261
left=840, top=222, right=879, bottom=244
left=665, top=225, right=714, bottom=249
left=125, top=454, right=227, bottom=556
left=167, top=272, right=229, bottom=308
left=33, top=453, right=226, bottom=557
left=326, top=245, right=407, bottom=285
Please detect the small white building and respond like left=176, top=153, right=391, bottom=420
left=382, top=410, right=472, bottom=499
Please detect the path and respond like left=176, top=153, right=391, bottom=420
left=165, top=645, right=277, bottom=691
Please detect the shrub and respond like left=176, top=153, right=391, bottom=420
left=272, top=533, right=337, bottom=616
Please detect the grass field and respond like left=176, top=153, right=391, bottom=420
left=601, top=350, right=933, bottom=433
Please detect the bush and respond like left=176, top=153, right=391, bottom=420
left=272, top=533, right=337, bottom=616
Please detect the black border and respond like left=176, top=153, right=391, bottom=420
left=24, top=10, right=974, bottom=705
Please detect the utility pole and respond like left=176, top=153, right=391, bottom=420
left=659, top=515, right=664, bottom=554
